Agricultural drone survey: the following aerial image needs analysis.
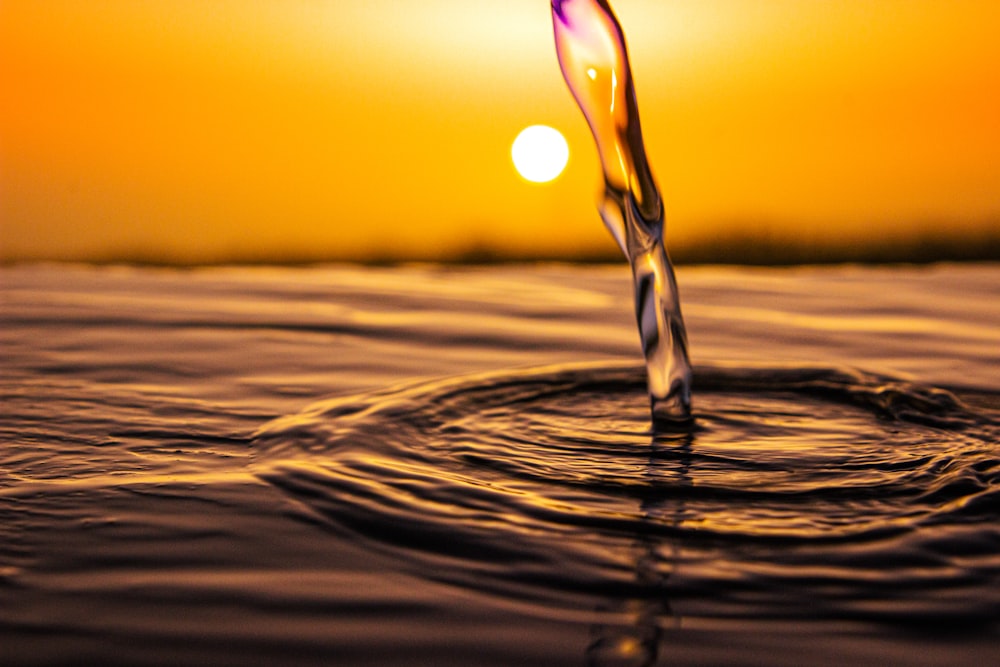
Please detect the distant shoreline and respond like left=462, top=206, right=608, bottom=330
left=4, top=222, right=999, bottom=268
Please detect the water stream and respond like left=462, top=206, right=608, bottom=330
left=552, top=0, right=692, bottom=425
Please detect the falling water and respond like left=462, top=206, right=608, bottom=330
left=551, top=0, right=692, bottom=426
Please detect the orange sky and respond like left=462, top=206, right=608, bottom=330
left=2, top=0, right=998, bottom=262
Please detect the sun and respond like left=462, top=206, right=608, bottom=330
left=511, top=125, right=569, bottom=183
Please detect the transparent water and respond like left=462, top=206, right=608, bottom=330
left=1, top=263, right=999, bottom=666
left=553, top=0, right=692, bottom=424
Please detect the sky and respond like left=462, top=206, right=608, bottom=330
left=2, top=0, right=998, bottom=263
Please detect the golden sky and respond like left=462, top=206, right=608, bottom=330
left=2, top=0, right=998, bottom=262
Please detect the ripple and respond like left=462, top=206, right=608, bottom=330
left=252, top=362, right=999, bottom=615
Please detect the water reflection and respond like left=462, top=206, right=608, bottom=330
left=587, top=434, right=693, bottom=666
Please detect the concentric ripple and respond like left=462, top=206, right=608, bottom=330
left=252, top=362, right=1000, bottom=620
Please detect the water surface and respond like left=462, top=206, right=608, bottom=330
left=2, top=263, right=998, bottom=666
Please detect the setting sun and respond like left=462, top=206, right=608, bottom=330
left=511, top=125, right=570, bottom=183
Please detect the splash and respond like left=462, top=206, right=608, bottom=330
left=551, top=0, right=692, bottom=426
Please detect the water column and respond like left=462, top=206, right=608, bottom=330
left=551, top=0, right=693, bottom=425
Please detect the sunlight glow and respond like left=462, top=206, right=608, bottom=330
left=511, top=125, right=570, bottom=183
left=1, top=0, right=997, bottom=263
